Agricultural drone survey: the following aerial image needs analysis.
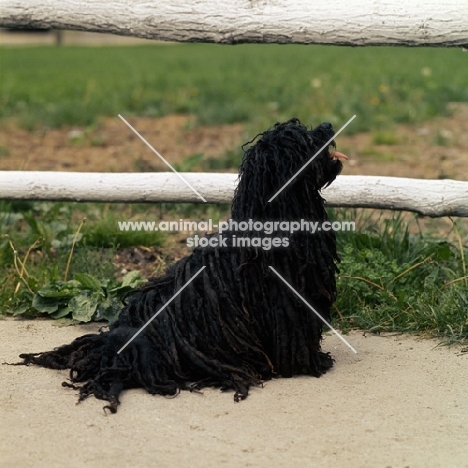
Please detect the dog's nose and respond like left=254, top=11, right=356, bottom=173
left=319, top=122, right=334, bottom=137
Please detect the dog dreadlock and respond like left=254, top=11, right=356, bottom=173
left=18, top=118, right=345, bottom=413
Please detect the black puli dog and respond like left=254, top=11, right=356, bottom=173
left=18, top=118, right=347, bottom=413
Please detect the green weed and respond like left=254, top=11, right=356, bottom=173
left=0, top=145, right=10, bottom=158
left=0, top=201, right=165, bottom=319
left=433, top=130, right=454, bottom=146
left=372, top=131, right=400, bottom=145
left=332, top=209, right=468, bottom=341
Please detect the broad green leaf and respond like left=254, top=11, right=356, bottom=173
left=110, top=271, right=146, bottom=296
left=36, top=280, right=82, bottom=298
left=121, top=271, right=145, bottom=288
left=74, top=273, right=103, bottom=292
left=32, top=294, right=63, bottom=314
left=50, top=305, right=72, bottom=319
left=69, top=291, right=101, bottom=322
left=95, top=296, right=122, bottom=323
left=12, top=304, right=32, bottom=316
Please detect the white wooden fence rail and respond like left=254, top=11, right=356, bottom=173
left=1, top=0, right=467, bottom=46
left=1, top=172, right=467, bottom=217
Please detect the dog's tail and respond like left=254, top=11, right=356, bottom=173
left=18, top=327, right=172, bottom=413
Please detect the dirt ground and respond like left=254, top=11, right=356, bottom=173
left=1, top=319, right=467, bottom=468
left=1, top=104, right=468, bottom=179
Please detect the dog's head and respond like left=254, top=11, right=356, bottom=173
left=232, top=118, right=346, bottom=221
left=306, top=121, right=347, bottom=189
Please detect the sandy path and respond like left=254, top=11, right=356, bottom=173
left=1, top=319, right=467, bottom=468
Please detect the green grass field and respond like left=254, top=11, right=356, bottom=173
left=0, top=44, right=467, bottom=340
left=2, top=44, right=468, bottom=132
